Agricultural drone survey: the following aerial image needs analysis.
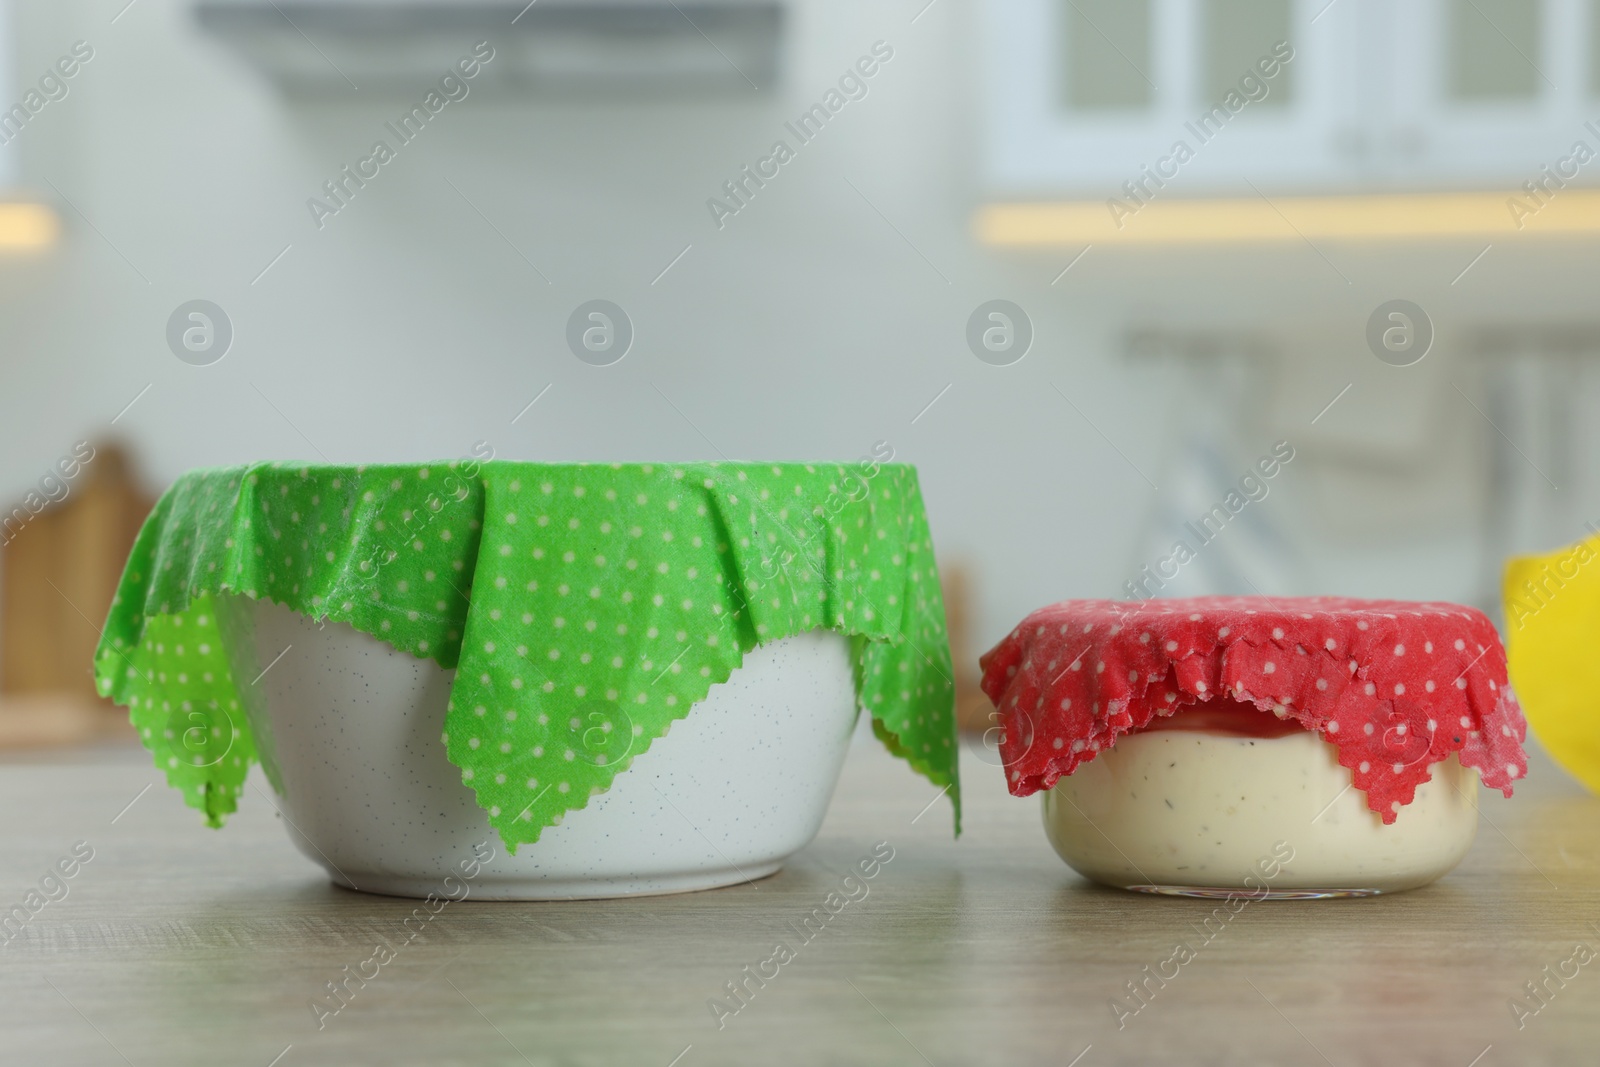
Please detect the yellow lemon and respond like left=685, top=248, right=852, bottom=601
left=1504, top=535, right=1600, bottom=794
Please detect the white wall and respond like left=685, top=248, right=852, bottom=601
left=2, top=0, right=1599, bottom=651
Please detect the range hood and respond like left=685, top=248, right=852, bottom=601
left=193, top=0, right=783, bottom=95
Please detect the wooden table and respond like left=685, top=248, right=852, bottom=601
left=1, top=735, right=1595, bottom=1066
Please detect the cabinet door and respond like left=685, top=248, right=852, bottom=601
left=981, top=0, right=1366, bottom=197
left=1387, top=0, right=1593, bottom=187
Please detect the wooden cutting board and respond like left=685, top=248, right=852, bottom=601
left=0, top=442, right=151, bottom=745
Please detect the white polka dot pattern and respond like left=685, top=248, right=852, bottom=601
left=979, top=596, right=1527, bottom=824
left=94, top=461, right=960, bottom=843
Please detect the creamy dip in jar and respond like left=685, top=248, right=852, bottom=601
left=981, top=597, right=1526, bottom=898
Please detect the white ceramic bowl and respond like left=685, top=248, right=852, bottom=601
left=238, top=598, right=859, bottom=899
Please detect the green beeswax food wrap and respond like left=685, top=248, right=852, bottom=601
left=94, top=460, right=959, bottom=848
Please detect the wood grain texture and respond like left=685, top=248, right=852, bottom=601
left=0, top=734, right=1595, bottom=1067
left=0, top=443, right=151, bottom=702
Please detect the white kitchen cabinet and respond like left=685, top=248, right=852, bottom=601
left=982, top=0, right=1600, bottom=197
left=1386, top=0, right=1596, bottom=188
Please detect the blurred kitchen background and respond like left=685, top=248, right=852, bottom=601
left=2, top=0, right=1598, bottom=743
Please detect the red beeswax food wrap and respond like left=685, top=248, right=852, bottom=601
left=979, top=597, right=1527, bottom=823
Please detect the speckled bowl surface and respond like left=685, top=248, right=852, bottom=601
left=242, top=598, right=858, bottom=899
